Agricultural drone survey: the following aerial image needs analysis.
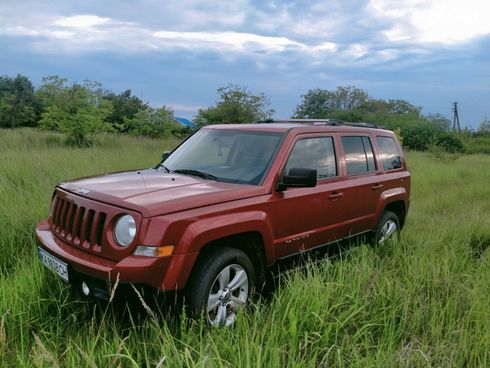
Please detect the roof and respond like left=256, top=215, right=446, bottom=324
left=174, top=117, right=194, bottom=127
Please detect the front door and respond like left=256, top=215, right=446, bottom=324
left=273, top=134, right=350, bottom=258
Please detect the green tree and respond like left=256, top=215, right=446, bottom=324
left=385, top=99, right=421, bottom=116
left=293, top=86, right=370, bottom=118
left=39, top=81, right=113, bottom=146
left=293, top=85, right=464, bottom=152
left=35, top=75, right=68, bottom=109
left=103, top=89, right=148, bottom=131
left=425, top=113, right=451, bottom=131
left=194, top=84, right=274, bottom=127
left=124, top=106, right=178, bottom=138
left=0, top=74, right=37, bottom=128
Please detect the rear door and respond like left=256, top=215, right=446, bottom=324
left=338, top=134, right=382, bottom=234
left=374, top=134, right=410, bottom=205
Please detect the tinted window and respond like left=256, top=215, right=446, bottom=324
left=285, top=137, right=337, bottom=179
left=376, top=136, right=402, bottom=170
left=341, top=136, right=377, bottom=176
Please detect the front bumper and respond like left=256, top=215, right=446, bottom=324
left=35, top=220, right=198, bottom=296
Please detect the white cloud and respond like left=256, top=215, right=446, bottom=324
left=54, top=15, right=111, bottom=28
left=342, top=43, right=368, bottom=59
left=0, top=26, right=40, bottom=37
left=311, top=42, right=337, bottom=53
left=153, top=30, right=305, bottom=53
left=369, top=0, right=490, bottom=44
left=2, top=0, right=489, bottom=70
left=50, top=30, right=75, bottom=39
left=0, top=12, right=338, bottom=57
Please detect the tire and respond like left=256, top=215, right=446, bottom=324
left=374, top=210, right=401, bottom=246
left=186, top=247, right=255, bottom=327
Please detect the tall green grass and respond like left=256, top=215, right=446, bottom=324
left=0, top=129, right=489, bottom=367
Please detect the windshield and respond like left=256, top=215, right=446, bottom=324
left=161, top=129, right=284, bottom=185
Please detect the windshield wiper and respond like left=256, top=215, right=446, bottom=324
left=173, top=168, right=218, bottom=181
left=155, top=163, right=170, bottom=173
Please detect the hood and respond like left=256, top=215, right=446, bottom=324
left=59, top=169, right=265, bottom=217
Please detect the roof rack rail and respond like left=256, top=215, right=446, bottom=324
left=331, top=120, right=385, bottom=129
left=254, top=119, right=385, bottom=129
left=254, top=118, right=275, bottom=124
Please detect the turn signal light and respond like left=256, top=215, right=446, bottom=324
left=133, top=245, right=175, bottom=257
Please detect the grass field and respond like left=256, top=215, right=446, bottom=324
left=0, top=128, right=489, bottom=367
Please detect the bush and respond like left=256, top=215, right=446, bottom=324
left=123, top=106, right=180, bottom=139
left=383, top=121, right=464, bottom=153
left=398, top=124, right=437, bottom=151
left=462, top=134, right=490, bottom=154
left=434, top=132, right=465, bottom=153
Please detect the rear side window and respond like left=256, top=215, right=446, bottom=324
left=285, top=137, right=337, bottom=179
left=376, top=136, right=402, bottom=170
left=341, top=136, right=377, bottom=176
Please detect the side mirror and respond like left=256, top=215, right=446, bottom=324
left=162, top=151, right=171, bottom=160
left=278, top=168, right=317, bottom=191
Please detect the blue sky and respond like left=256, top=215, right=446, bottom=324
left=1, top=0, right=489, bottom=129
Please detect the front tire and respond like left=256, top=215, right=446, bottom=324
left=186, top=247, right=255, bottom=327
left=374, top=210, right=400, bottom=245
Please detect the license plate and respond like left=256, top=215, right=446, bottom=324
left=38, top=247, right=69, bottom=283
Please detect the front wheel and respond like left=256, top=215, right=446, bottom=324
left=374, top=211, right=400, bottom=245
left=186, top=247, right=255, bottom=327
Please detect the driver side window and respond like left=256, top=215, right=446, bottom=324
left=285, top=137, right=337, bottom=179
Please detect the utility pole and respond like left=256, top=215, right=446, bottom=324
left=452, top=102, right=461, bottom=133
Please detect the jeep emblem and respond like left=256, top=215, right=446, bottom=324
left=78, top=188, right=90, bottom=196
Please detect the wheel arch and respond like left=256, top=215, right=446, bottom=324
left=383, top=200, right=406, bottom=228
left=188, top=231, right=267, bottom=291
left=375, top=188, right=408, bottom=229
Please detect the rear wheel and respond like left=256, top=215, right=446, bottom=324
left=374, top=210, right=400, bottom=245
left=186, top=247, right=255, bottom=327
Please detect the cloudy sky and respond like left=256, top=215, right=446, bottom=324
left=1, top=0, right=489, bottom=128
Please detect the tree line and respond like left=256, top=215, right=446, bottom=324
left=1, top=74, right=488, bottom=152
left=0, top=74, right=182, bottom=146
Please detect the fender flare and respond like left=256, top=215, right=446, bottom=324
left=177, top=210, right=275, bottom=264
left=375, top=188, right=408, bottom=224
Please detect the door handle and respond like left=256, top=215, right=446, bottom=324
left=371, top=184, right=384, bottom=190
left=328, top=192, right=344, bottom=200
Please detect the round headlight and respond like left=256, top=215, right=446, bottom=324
left=114, top=214, right=136, bottom=247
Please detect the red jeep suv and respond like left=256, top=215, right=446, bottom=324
left=36, top=120, right=410, bottom=327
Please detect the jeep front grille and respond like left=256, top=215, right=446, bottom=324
left=51, top=195, right=107, bottom=251
left=48, top=189, right=141, bottom=261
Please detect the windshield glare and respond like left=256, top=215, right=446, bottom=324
left=162, top=129, right=284, bottom=185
